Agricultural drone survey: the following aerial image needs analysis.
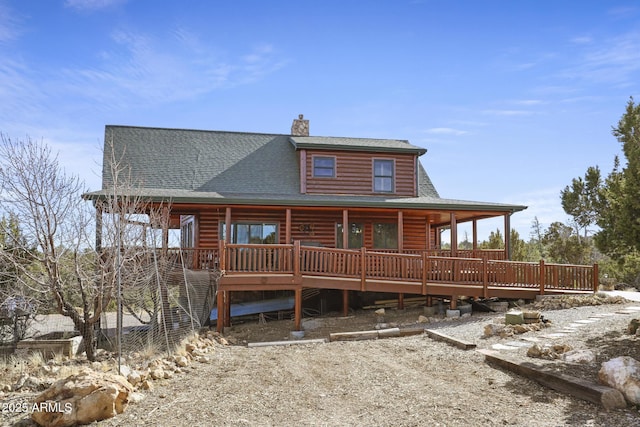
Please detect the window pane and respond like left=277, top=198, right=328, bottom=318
left=375, top=177, right=393, bottom=192
left=314, top=157, right=335, bottom=177
left=374, top=160, right=393, bottom=177
left=336, top=223, right=363, bottom=248
left=374, top=223, right=398, bottom=249
left=249, top=224, right=263, bottom=244
left=263, top=224, right=277, bottom=244
left=235, top=224, right=249, bottom=244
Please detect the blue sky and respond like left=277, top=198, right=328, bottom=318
left=1, top=0, right=639, bottom=242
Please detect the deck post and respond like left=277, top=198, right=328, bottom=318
left=482, top=257, right=488, bottom=299
left=450, top=213, right=458, bottom=257
left=421, top=252, right=428, bottom=295
left=293, top=240, right=301, bottom=282
left=225, top=207, right=232, bottom=244
left=593, top=263, right=599, bottom=293
left=216, top=290, right=225, bottom=333
left=225, top=291, right=231, bottom=327
left=539, top=259, right=546, bottom=295
left=342, top=290, right=349, bottom=317
left=360, top=247, right=366, bottom=292
left=294, top=288, right=302, bottom=331
left=285, top=209, right=292, bottom=244
left=219, top=240, right=226, bottom=271
left=504, top=213, right=511, bottom=260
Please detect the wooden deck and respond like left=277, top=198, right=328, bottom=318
left=173, top=242, right=598, bottom=332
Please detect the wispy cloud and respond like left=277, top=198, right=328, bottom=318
left=55, top=28, right=287, bottom=107
left=563, top=30, right=640, bottom=87
left=64, top=0, right=127, bottom=11
left=512, top=99, right=544, bottom=106
left=425, top=127, right=469, bottom=136
left=0, top=2, right=21, bottom=43
left=482, top=109, right=534, bottom=116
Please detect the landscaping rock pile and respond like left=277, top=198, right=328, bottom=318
left=533, top=293, right=627, bottom=310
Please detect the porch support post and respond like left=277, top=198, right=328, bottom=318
left=397, top=211, right=404, bottom=253
left=397, top=211, right=404, bottom=309
left=342, top=209, right=349, bottom=249
left=216, top=290, right=225, bottom=333
left=450, top=213, right=458, bottom=256
left=162, top=206, right=170, bottom=254
left=225, top=207, right=232, bottom=243
left=504, top=213, right=511, bottom=260
left=342, top=290, right=349, bottom=317
left=472, top=220, right=478, bottom=252
left=294, top=288, right=302, bottom=331
left=95, top=205, right=103, bottom=253
left=426, top=220, right=432, bottom=250
left=285, top=208, right=292, bottom=244
left=342, top=209, right=349, bottom=316
left=225, top=290, right=231, bottom=327
left=539, top=259, right=546, bottom=296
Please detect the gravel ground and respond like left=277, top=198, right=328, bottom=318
left=4, top=296, right=640, bottom=427
left=96, top=297, right=640, bottom=427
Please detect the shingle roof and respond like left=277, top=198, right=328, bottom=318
left=85, top=124, right=526, bottom=214
left=289, top=136, right=427, bottom=154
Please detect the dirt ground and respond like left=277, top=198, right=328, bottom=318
left=98, top=298, right=640, bottom=427
left=5, top=296, right=640, bottom=426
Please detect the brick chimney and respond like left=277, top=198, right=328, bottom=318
left=291, top=114, right=309, bottom=136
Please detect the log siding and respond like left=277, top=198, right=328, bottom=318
left=304, top=150, right=416, bottom=196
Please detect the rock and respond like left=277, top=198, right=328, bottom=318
left=185, top=343, right=196, bottom=353
left=163, top=370, right=174, bottom=379
left=417, top=315, right=429, bottom=323
left=175, top=356, right=189, bottom=367
left=628, top=319, right=640, bottom=335
left=127, top=371, right=142, bottom=387
left=512, top=324, right=528, bottom=334
left=31, top=370, right=133, bottom=427
left=14, top=374, right=48, bottom=392
left=141, top=380, right=153, bottom=391
left=564, top=349, right=596, bottom=364
left=150, top=368, right=164, bottom=380
left=118, top=365, right=132, bottom=378
left=483, top=323, right=505, bottom=337
left=129, top=391, right=146, bottom=404
left=374, top=308, right=385, bottom=316
left=527, top=343, right=572, bottom=360
left=197, top=355, right=210, bottom=364
left=505, top=311, right=524, bottom=325
left=599, top=356, right=640, bottom=404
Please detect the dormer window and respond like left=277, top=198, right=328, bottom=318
left=373, top=159, right=394, bottom=192
left=313, top=156, right=335, bottom=178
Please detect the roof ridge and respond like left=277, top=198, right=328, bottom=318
left=105, top=124, right=288, bottom=138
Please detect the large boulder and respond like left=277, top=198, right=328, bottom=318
left=599, top=356, right=640, bottom=405
left=31, top=370, right=133, bottom=427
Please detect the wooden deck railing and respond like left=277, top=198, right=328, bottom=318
left=166, top=248, right=220, bottom=270
left=217, top=241, right=597, bottom=294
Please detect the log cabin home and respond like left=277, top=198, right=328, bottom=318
left=84, top=115, right=598, bottom=332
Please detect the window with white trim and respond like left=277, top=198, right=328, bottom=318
left=373, top=159, right=394, bottom=192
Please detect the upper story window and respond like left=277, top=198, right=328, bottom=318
left=313, top=156, right=335, bottom=178
left=373, top=159, right=394, bottom=193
